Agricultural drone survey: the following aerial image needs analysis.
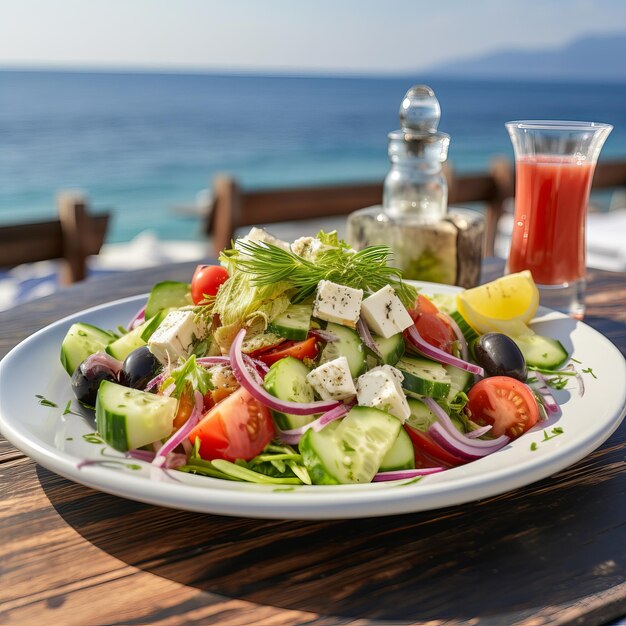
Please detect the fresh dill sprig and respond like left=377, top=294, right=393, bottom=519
left=225, top=240, right=418, bottom=307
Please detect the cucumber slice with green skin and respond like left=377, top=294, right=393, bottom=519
left=407, top=397, right=465, bottom=434
left=60, top=322, right=115, bottom=375
left=319, top=322, right=366, bottom=378
left=96, top=380, right=177, bottom=451
left=105, top=320, right=150, bottom=361
left=450, top=310, right=479, bottom=344
left=379, top=426, right=415, bottom=472
left=268, top=304, right=312, bottom=341
left=371, top=332, right=405, bottom=365
left=139, top=311, right=168, bottom=341
left=512, top=333, right=569, bottom=369
left=444, top=364, right=473, bottom=402
left=145, top=281, right=191, bottom=319
left=396, top=356, right=451, bottom=399
left=263, top=357, right=316, bottom=430
left=300, top=406, right=401, bottom=484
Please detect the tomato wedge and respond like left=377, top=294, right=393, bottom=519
left=188, top=387, right=274, bottom=461
left=467, top=376, right=539, bottom=439
left=257, top=336, right=318, bottom=366
left=408, top=294, right=456, bottom=354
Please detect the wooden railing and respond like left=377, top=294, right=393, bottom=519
left=205, top=158, right=626, bottom=258
left=0, top=192, right=110, bottom=285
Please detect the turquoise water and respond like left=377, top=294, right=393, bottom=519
left=1, top=70, right=625, bottom=243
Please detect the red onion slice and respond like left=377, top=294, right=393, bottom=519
left=372, top=467, right=446, bottom=481
left=564, top=364, right=585, bottom=397
left=422, top=397, right=508, bottom=449
left=146, top=370, right=169, bottom=392
left=230, top=329, right=340, bottom=415
left=82, top=351, right=123, bottom=378
left=422, top=397, right=509, bottom=452
left=356, top=315, right=382, bottom=359
left=309, top=329, right=339, bottom=343
left=465, top=425, right=493, bottom=439
left=126, top=449, right=156, bottom=462
left=127, top=304, right=147, bottom=331
left=427, top=424, right=483, bottom=461
left=275, top=402, right=354, bottom=444
left=152, top=390, right=203, bottom=468
left=405, top=326, right=484, bottom=376
left=530, top=372, right=560, bottom=415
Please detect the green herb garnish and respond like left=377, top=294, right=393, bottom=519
left=35, top=394, right=57, bottom=408
left=582, top=367, right=597, bottom=379
left=224, top=240, right=417, bottom=308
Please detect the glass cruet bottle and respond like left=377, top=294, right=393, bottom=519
left=383, top=85, right=450, bottom=220
left=347, top=84, right=484, bottom=287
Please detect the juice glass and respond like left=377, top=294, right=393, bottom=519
left=505, top=120, right=612, bottom=319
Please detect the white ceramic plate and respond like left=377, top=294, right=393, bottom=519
left=1, top=284, right=625, bottom=519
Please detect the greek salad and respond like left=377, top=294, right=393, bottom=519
left=59, top=229, right=583, bottom=486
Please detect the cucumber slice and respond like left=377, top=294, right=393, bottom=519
left=512, top=333, right=569, bottom=369
left=444, top=364, right=473, bottom=402
left=406, top=397, right=465, bottom=436
left=319, top=322, right=366, bottom=377
left=104, top=322, right=147, bottom=361
left=300, top=406, right=401, bottom=484
left=371, top=332, right=405, bottom=365
left=104, top=314, right=167, bottom=361
left=268, top=304, right=312, bottom=341
left=145, top=281, right=191, bottom=319
left=263, top=357, right=316, bottom=430
left=396, top=356, right=451, bottom=399
left=60, top=322, right=115, bottom=375
left=95, top=380, right=177, bottom=451
left=450, top=310, right=480, bottom=344
left=406, top=397, right=437, bottom=432
left=379, top=427, right=415, bottom=472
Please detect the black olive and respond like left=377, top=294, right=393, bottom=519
left=71, top=361, right=117, bottom=408
left=119, top=346, right=161, bottom=389
left=473, top=333, right=527, bottom=381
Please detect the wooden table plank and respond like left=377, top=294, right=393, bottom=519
left=1, top=259, right=625, bottom=626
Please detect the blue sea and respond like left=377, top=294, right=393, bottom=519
left=1, top=70, right=626, bottom=243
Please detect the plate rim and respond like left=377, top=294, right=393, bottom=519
left=1, top=287, right=625, bottom=519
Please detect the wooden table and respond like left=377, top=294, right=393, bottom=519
left=1, top=259, right=625, bottom=626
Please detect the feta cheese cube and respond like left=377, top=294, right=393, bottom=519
left=235, top=227, right=290, bottom=253
left=313, top=280, right=363, bottom=328
left=291, top=236, right=332, bottom=261
left=360, top=285, right=414, bottom=338
left=148, top=310, right=206, bottom=364
left=306, top=356, right=357, bottom=401
left=356, top=365, right=410, bottom=422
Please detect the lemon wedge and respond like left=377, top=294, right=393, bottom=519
left=456, top=271, right=539, bottom=336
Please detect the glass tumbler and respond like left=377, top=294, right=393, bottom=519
left=505, top=120, right=612, bottom=319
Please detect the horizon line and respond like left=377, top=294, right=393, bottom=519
left=1, top=64, right=625, bottom=85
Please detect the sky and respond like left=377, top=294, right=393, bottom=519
left=1, top=0, right=626, bottom=74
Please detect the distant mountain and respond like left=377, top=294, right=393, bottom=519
left=427, top=33, right=626, bottom=82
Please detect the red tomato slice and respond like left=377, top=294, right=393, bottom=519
left=257, top=336, right=318, bottom=366
left=407, top=295, right=456, bottom=354
left=467, top=376, right=539, bottom=439
left=191, top=265, right=229, bottom=305
left=411, top=293, right=439, bottom=317
left=188, top=387, right=274, bottom=461
left=404, top=424, right=466, bottom=467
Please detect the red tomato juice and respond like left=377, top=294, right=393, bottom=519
left=508, top=157, right=594, bottom=284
